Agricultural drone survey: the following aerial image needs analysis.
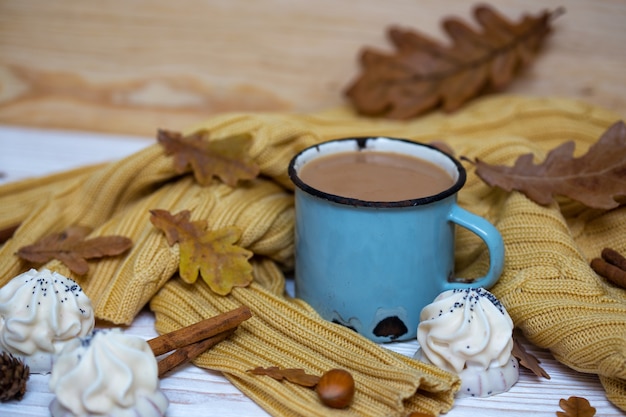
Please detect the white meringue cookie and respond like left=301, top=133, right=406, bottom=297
left=0, top=268, right=94, bottom=373
left=415, top=288, right=519, bottom=397
left=49, top=328, right=168, bottom=417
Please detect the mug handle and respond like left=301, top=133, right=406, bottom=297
left=442, top=204, right=505, bottom=291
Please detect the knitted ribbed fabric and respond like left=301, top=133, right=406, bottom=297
left=0, top=95, right=624, bottom=414
left=0, top=164, right=101, bottom=233
left=151, top=265, right=457, bottom=416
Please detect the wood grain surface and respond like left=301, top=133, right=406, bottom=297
left=1, top=2, right=626, bottom=416
left=4, top=308, right=624, bottom=417
left=1, top=0, right=625, bottom=136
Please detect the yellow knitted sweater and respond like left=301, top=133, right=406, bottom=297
left=0, top=95, right=624, bottom=416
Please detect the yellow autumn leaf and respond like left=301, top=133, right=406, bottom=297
left=150, top=209, right=253, bottom=295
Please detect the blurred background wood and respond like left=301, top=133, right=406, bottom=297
left=0, top=0, right=624, bottom=137
left=1, top=2, right=625, bottom=415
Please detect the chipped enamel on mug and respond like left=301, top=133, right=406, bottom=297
left=288, top=137, right=505, bottom=343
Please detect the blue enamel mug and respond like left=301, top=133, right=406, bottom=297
left=288, top=137, right=505, bottom=343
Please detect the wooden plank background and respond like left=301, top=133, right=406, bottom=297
left=1, top=2, right=626, bottom=415
left=1, top=0, right=625, bottom=137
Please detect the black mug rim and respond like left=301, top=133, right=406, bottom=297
left=288, top=137, right=467, bottom=208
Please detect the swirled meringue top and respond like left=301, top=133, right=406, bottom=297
left=49, top=328, right=168, bottom=417
left=417, top=288, right=514, bottom=374
left=0, top=268, right=94, bottom=373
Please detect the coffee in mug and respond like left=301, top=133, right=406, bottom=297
left=298, top=150, right=455, bottom=202
left=288, top=137, right=505, bottom=343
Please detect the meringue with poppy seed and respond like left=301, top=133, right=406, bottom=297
left=415, top=288, right=519, bottom=397
left=49, top=328, right=168, bottom=417
left=0, top=268, right=94, bottom=374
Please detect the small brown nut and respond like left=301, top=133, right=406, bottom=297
left=316, top=368, right=355, bottom=409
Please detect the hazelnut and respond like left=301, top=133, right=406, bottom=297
left=316, top=368, right=355, bottom=409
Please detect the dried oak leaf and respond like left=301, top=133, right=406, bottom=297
left=344, top=4, right=563, bottom=119
left=150, top=209, right=253, bottom=295
left=557, top=396, right=596, bottom=417
left=16, top=226, right=132, bottom=275
left=472, top=121, right=626, bottom=209
left=0, top=223, right=19, bottom=245
left=157, top=129, right=260, bottom=187
left=512, top=335, right=550, bottom=379
left=247, top=366, right=321, bottom=388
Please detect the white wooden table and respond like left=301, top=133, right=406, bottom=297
left=0, top=126, right=623, bottom=416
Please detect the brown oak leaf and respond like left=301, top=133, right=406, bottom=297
left=512, top=335, right=550, bottom=379
left=472, top=121, right=626, bottom=209
left=247, top=366, right=321, bottom=388
left=157, top=129, right=260, bottom=187
left=557, top=396, right=596, bottom=417
left=0, top=223, right=19, bottom=245
left=16, top=225, right=132, bottom=275
left=344, top=5, right=563, bottom=119
left=149, top=209, right=253, bottom=295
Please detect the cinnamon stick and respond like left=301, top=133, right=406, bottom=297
left=601, top=247, right=626, bottom=271
left=591, top=258, right=626, bottom=289
left=157, top=328, right=236, bottom=377
left=148, top=305, right=251, bottom=356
